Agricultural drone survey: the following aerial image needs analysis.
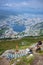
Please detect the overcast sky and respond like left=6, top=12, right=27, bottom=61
left=0, top=0, right=43, bottom=14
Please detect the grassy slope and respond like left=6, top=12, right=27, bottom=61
left=0, top=36, right=43, bottom=55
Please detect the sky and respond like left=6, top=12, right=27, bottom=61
left=0, top=0, right=43, bottom=14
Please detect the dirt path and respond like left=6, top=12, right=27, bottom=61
left=0, top=57, right=10, bottom=65
left=31, top=41, right=43, bottom=65
left=31, top=54, right=43, bottom=65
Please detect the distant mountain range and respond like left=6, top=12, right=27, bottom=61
left=29, top=22, right=43, bottom=36
left=0, top=14, right=43, bottom=39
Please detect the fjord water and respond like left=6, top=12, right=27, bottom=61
left=13, top=24, right=26, bottom=32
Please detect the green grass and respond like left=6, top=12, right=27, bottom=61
left=0, top=36, right=43, bottom=55
left=38, top=50, right=43, bottom=55
left=14, top=55, right=34, bottom=65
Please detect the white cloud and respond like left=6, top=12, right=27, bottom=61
left=5, top=3, right=12, bottom=7
left=2, top=0, right=43, bottom=10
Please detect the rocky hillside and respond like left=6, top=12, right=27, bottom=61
left=0, top=14, right=43, bottom=38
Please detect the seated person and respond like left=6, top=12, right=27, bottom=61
left=37, top=41, right=42, bottom=46
left=36, top=41, right=42, bottom=52
left=36, top=45, right=41, bottom=52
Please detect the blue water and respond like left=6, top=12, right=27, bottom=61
left=13, top=24, right=26, bottom=32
